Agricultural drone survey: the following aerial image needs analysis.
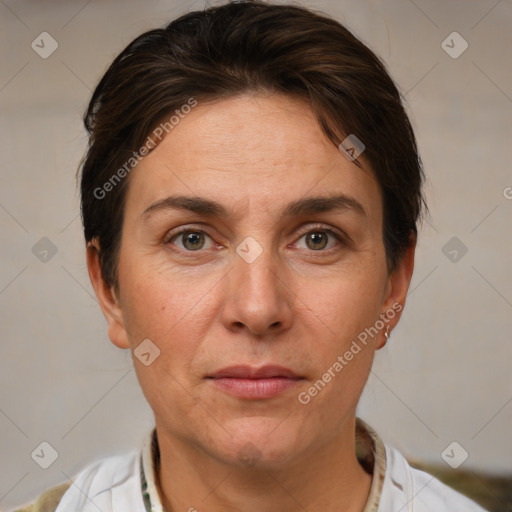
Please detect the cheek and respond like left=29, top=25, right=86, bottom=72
left=298, top=275, right=381, bottom=422
left=295, top=261, right=386, bottom=407
left=301, top=264, right=386, bottom=343
left=117, top=253, right=220, bottom=351
left=118, top=263, right=222, bottom=412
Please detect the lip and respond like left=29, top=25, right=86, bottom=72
left=209, top=365, right=301, bottom=379
left=207, top=365, right=303, bottom=399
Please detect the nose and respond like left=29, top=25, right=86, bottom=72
left=220, top=246, right=294, bottom=337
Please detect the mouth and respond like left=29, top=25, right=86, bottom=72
left=207, top=365, right=304, bottom=399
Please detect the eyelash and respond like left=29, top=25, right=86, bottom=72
left=165, top=224, right=346, bottom=255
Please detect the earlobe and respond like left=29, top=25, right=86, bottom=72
left=377, top=237, right=416, bottom=349
left=86, top=240, right=130, bottom=350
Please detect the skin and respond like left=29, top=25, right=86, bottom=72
left=87, top=93, right=415, bottom=512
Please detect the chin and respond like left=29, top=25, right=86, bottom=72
left=210, top=416, right=304, bottom=469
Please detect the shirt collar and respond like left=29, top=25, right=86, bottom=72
left=140, top=428, right=165, bottom=512
left=357, top=417, right=387, bottom=512
left=140, top=417, right=386, bottom=512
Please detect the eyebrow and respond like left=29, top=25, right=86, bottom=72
left=142, top=193, right=366, bottom=219
left=283, top=194, right=366, bottom=217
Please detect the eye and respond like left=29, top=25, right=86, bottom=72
left=168, top=230, right=215, bottom=251
left=295, top=229, right=342, bottom=251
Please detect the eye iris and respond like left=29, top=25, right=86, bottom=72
left=183, top=232, right=204, bottom=250
left=306, top=232, right=328, bottom=250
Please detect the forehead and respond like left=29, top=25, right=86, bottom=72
left=123, top=93, right=382, bottom=224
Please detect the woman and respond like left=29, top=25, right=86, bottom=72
left=15, top=1, right=487, bottom=511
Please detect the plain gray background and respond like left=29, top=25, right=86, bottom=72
left=1, top=0, right=511, bottom=509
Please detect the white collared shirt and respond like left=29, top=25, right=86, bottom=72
left=48, top=420, right=487, bottom=512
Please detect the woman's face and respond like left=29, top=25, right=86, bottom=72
left=92, top=93, right=412, bottom=468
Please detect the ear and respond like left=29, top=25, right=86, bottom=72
left=86, top=239, right=130, bottom=349
left=376, top=235, right=416, bottom=349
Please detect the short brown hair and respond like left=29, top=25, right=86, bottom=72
left=80, top=0, right=425, bottom=287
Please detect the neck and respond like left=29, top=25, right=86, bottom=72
left=155, top=417, right=372, bottom=512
